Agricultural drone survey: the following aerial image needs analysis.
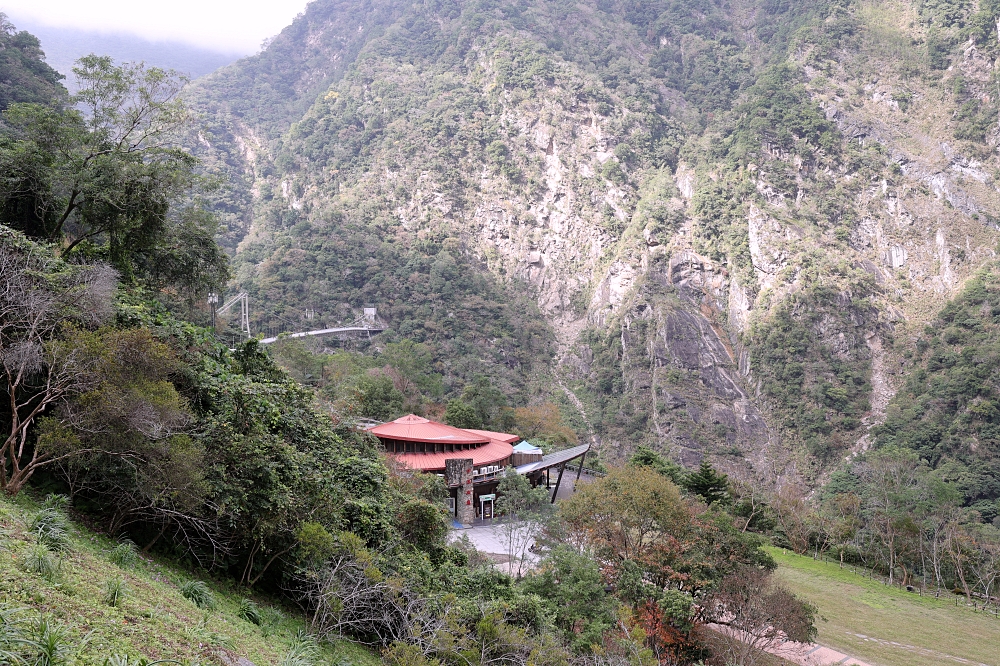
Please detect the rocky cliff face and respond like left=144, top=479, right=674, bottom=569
left=188, top=0, right=1000, bottom=480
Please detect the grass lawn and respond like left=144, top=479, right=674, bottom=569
left=0, top=491, right=380, bottom=665
left=770, top=547, right=1000, bottom=666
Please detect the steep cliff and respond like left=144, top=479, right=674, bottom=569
left=187, top=0, right=1000, bottom=484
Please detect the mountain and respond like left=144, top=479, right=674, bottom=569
left=0, top=14, right=66, bottom=108
left=187, top=0, right=1000, bottom=501
left=11, top=18, right=240, bottom=89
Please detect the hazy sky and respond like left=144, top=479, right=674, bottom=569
left=2, top=0, right=310, bottom=54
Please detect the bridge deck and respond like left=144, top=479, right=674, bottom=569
left=260, top=326, right=385, bottom=344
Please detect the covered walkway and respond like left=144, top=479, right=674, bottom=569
left=514, top=443, right=590, bottom=503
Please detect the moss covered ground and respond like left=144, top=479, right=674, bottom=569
left=771, top=547, right=1000, bottom=666
left=0, top=491, right=380, bottom=665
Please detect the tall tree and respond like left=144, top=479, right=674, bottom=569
left=683, top=460, right=730, bottom=506
left=0, top=55, right=226, bottom=288
left=856, top=449, right=924, bottom=585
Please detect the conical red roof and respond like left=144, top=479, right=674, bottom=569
left=367, top=414, right=491, bottom=444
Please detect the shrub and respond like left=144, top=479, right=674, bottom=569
left=258, top=606, right=285, bottom=638
left=30, top=507, right=71, bottom=554
left=178, top=580, right=215, bottom=609
left=108, top=540, right=139, bottom=569
left=278, top=631, right=319, bottom=666
left=24, top=543, right=57, bottom=580
left=103, top=576, right=128, bottom=607
left=237, top=598, right=262, bottom=625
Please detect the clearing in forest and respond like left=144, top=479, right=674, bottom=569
left=771, top=548, right=1000, bottom=666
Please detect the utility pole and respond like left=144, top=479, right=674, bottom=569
left=207, top=292, right=219, bottom=331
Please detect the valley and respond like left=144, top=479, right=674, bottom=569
left=3, top=0, right=1000, bottom=664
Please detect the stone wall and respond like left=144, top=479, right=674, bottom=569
left=445, top=458, right=475, bottom=526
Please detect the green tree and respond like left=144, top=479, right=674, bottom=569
left=0, top=55, right=227, bottom=287
left=561, top=466, right=689, bottom=564
left=354, top=374, right=405, bottom=421
left=0, top=15, right=66, bottom=110
left=444, top=399, right=481, bottom=429
left=683, top=460, right=730, bottom=505
left=460, top=376, right=512, bottom=430
left=379, top=339, right=443, bottom=398
left=629, top=446, right=685, bottom=485
left=521, top=545, right=614, bottom=653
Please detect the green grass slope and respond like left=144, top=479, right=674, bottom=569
left=770, top=547, right=1000, bottom=666
left=0, top=492, right=379, bottom=666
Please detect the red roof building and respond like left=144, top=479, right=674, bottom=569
left=369, top=415, right=592, bottom=525
left=368, top=414, right=515, bottom=473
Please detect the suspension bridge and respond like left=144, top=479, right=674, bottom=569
left=210, top=292, right=386, bottom=345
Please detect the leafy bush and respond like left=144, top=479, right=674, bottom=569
left=177, top=580, right=215, bottom=609
left=108, top=540, right=140, bottom=569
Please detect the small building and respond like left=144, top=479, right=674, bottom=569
left=510, top=441, right=543, bottom=466
left=367, top=414, right=517, bottom=523
left=368, top=414, right=591, bottom=526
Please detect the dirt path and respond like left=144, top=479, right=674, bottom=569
left=708, top=625, right=872, bottom=665
left=769, top=638, right=873, bottom=666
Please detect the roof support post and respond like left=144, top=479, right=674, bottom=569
left=575, top=450, right=586, bottom=483
left=550, top=463, right=566, bottom=504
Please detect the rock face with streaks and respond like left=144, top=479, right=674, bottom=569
left=189, top=0, right=1000, bottom=479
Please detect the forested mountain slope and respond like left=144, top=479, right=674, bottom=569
left=188, top=0, right=1000, bottom=492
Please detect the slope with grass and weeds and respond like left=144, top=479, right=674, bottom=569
left=0, top=491, right=379, bottom=666
left=770, top=547, right=1000, bottom=666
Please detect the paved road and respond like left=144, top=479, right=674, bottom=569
left=449, top=519, right=540, bottom=576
